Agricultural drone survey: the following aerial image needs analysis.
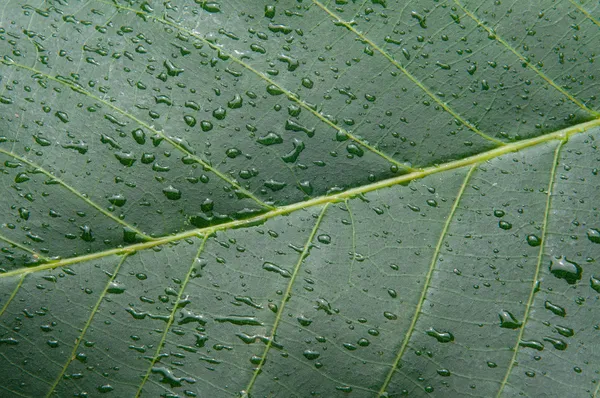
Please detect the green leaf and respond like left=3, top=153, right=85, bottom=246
left=0, top=0, right=599, bottom=397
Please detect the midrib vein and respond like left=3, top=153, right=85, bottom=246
left=0, top=147, right=152, bottom=241
left=0, top=117, right=598, bottom=279
left=243, top=204, right=329, bottom=396
left=91, top=0, right=414, bottom=173
left=454, top=0, right=599, bottom=117
left=1, top=60, right=273, bottom=212
left=311, top=0, right=506, bottom=146
left=496, top=140, right=564, bottom=397
left=377, top=165, right=476, bottom=396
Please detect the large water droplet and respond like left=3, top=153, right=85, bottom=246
left=549, top=258, right=582, bottom=284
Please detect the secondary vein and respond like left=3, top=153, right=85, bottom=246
left=242, top=204, right=329, bottom=396
left=377, top=165, right=476, bottom=396
left=496, top=139, right=564, bottom=397
left=454, top=0, right=599, bottom=117
left=311, top=0, right=506, bottom=146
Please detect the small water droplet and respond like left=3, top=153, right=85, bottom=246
left=526, top=234, right=541, bottom=247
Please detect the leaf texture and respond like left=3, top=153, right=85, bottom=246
left=0, top=0, right=599, bottom=397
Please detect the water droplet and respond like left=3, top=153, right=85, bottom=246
left=303, top=350, right=320, bottom=360
left=114, top=151, right=136, bottom=167
left=544, top=300, right=566, bottom=317
left=587, top=228, right=600, bottom=243
left=426, top=327, right=454, bottom=343
left=107, top=281, right=126, bottom=294
left=108, top=194, right=127, bottom=207
left=212, top=107, right=227, bottom=120
left=549, top=257, right=582, bottom=284
left=437, top=368, right=451, bottom=377
left=526, top=234, right=541, bottom=247
left=262, top=262, right=291, bottom=278
left=590, top=276, right=600, bottom=293
left=14, top=173, right=30, bottom=183
left=498, top=310, right=522, bottom=329
left=257, top=132, right=283, bottom=146
left=227, top=94, right=243, bottom=109
left=162, top=186, right=182, bottom=200
left=55, top=111, right=69, bottom=123
left=183, top=115, right=196, bottom=127
left=554, top=325, right=574, bottom=337
left=317, top=234, right=331, bottom=244
left=301, top=77, right=314, bottom=89
left=383, top=311, right=397, bottom=320
left=519, top=339, right=544, bottom=350
left=498, top=220, right=512, bottom=230
left=97, top=385, right=114, bottom=393
left=543, top=336, right=567, bottom=351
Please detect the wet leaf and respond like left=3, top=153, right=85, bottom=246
left=0, top=1, right=599, bottom=397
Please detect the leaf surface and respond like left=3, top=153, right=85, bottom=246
left=0, top=0, right=599, bottom=397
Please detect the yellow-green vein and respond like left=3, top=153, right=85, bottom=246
left=45, top=254, right=129, bottom=397
left=91, top=0, right=414, bottom=173
left=454, top=0, right=599, bottom=117
left=377, top=165, right=476, bottom=396
left=0, top=146, right=152, bottom=241
left=1, top=60, right=274, bottom=212
left=0, top=273, right=26, bottom=318
left=569, top=0, right=600, bottom=28
left=0, top=232, right=48, bottom=260
left=496, top=139, right=564, bottom=397
left=311, top=0, right=506, bottom=146
left=242, top=204, right=329, bottom=396
left=0, top=117, right=598, bottom=280
left=134, top=235, right=208, bottom=398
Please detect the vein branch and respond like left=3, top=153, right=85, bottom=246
left=311, top=0, right=506, bottom=146
left=377, top=165, right=476, bottom=396
left=92, top=0, right=414, bottom=172
left=0, top=147, right=152, bottom=240
left=0, top=232, right=48, bottom=260
left=0, top=273, right=26, bottom=318
left=1, top=60, right=273, bottom=212
left=135, top=235, right=208, bottom=398
left=454, top=0, right=599, bottom=117
left=569, top=0, right=600, bottom=28
left=243, top=204, right=329, bottom=395
left=496, top=140, right=564, bottom=397
left=46, top=254, right=129, bottom=397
